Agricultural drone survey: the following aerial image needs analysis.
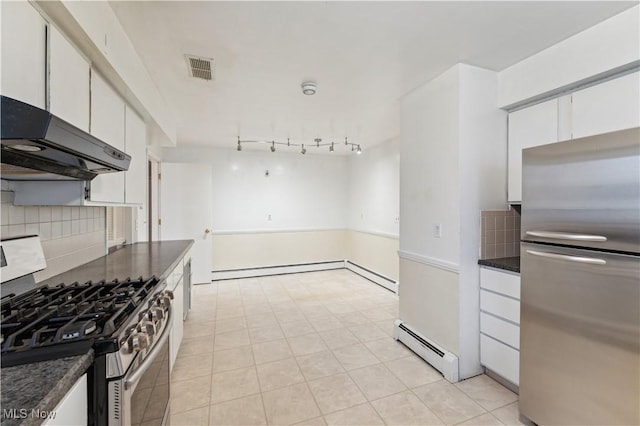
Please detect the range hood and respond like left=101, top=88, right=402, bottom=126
left=1, top=96, right=131, bottom=181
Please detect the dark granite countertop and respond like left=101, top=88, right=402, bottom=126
left=40, top=240, right=194, bottom=286
left=1, top=351, right=94, bottom=426
left=1, top=240, right=194, bottom=425
left=478, top=256, right=520, bottom=273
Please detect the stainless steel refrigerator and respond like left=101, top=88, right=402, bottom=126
left=519, top=127, right=639, bottom=425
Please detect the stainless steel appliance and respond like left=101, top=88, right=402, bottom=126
left=1, top=236, right=173, bottom=425
left=519, top=127, right=640, bottom=425
left=1, top=96, right=131, bottom=181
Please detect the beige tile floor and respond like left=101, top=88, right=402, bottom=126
left=169, top=270, right=527, bottom=426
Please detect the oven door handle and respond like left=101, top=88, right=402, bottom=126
left=125, top=307, right=172, bottom=390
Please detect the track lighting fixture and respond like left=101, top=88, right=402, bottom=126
left=235, top=136, right=362, bottom=155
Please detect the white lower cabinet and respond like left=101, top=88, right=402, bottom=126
left=480, top=267, right=521, bottom=386
left=169, top=273, right=184, bottom=372
left=42, top=374, right=87, bottom=426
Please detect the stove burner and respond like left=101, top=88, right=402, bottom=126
left=0, top=276, right=160, bottom=366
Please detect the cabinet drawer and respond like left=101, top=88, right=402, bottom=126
left=480, top=290, right=520, bottom=324
left=480, top=268, right=520, bottom=299
left=480, top=334, right=519, bottom=385
left=480, top=312, right=520, bottom=349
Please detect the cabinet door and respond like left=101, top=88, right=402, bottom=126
left=0, top=1, right=46, bottom=108
left=507, top=99, right=558, bottom=203
left=572, top=72, right=640, bottom=139
left=90, top=71, right=125, bottom=203
left=43, top=374, right=87, bottom=425
left=125, top=107, right=147, bottom=204
left=169, top=277, right=184, bottom=372
left=48, top=26, right=90, bottom=131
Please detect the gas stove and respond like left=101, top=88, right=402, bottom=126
left=1, top=236, right=174, bottom=425
left=1, top=276, right=165, bottom=367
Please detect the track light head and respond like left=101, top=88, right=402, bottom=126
left=356, top=145, right=362, bottom=154
left=329, top=142, right=334, bottom=152
left=301, top=144, right=306, bottom=155
left=270, top=141, right=276, bottom=152
left=237, top=141, right=242, bottom=151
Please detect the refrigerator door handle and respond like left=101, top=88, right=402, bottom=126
left=525, top=249, right=607, bottom=265
left=525, top=231, right=607, bottom=242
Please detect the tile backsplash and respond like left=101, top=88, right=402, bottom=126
left=0, top=191, right=106, bottom=282
left=480, top=209, right=521, bottom=259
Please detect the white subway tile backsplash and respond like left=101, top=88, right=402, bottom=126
left=25, top=223, right=39, bottom=236
left=38, top=206, right=52, bottom=222
left=8, top=224, right=26, bottom=238
left=25, top=206, right=40, bottom=223
left=9, top=205, right=25, bottom=225
left=51, top=221, right=63, bottom=239
left=39, top=222, right=52, bottom=240
left=1, top=191, right=107, bottom=283
left=51, top=206, right=62, bottom=221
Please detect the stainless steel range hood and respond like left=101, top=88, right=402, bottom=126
left=1, top=96, right=131, bottom=181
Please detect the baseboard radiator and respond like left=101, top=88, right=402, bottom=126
left=345, top=260, right=398, bottom=293
left=212, top=260, right=346, bottom=280
left=394, top=319, right=459, bottom=383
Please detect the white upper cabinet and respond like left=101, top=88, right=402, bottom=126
left=90, top=72, right=125, bottom=203
left=508, top=98, right=559, bottom=203
left=125, top=107, right=147, bottom=205
left=48, top=26, right=90, bottom=131
left=0, top=2, right=46, bottom=108
left=571, top=72, right=640, bottom=139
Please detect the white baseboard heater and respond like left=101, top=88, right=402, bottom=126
left=394, top=319, right=459, bottom=383
left=211, top=260, right=345, bottom=280
left=345, top=260, right=398, bottom=293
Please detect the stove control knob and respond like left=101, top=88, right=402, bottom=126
left=140, top=320, right=156, bottom=337
left=163, top=290, right=174, bottom=300
left=149, top=307, right=165, bottom=321
left=131, top=332, right=150, bottom=352
left=158, top=295, right=171, bottom=309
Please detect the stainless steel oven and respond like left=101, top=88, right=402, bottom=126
left=108, top=307, right=172, bottom=425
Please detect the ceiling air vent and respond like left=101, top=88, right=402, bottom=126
left=185, top=55, right=214, bottom=81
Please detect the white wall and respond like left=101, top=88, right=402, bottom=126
left=348, top=139, right=400, bottom=236
left=347, top=138, right=400, bottom=282
left=499, top=5, right=640, bottom=108
left=400, top=66, right=461, bottom=264
left=399, top=63, right=507, bottom=380
left=163, top=146, right=349, bottom=232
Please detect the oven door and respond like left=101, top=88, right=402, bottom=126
left=108, top=309, right=172, bottom=426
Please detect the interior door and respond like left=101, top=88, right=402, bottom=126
left=160, top=163, right=212, bottom=284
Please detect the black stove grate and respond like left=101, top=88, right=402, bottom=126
left=1, top=276, right=160, bottom=366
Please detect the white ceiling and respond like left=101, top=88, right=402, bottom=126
left=110, top=1, right=635, bottom=154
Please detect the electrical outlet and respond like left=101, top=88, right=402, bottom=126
left=433, top=224, right=442, bottom=238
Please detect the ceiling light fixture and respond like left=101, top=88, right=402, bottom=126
left=301, top=81, right=317, bottom=95
left=235, top=136, right=362, bottom=155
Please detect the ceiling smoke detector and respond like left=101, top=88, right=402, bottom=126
left=185, top=54, right=214, bottom=81
left=301, top=81, right=317, bottom=95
